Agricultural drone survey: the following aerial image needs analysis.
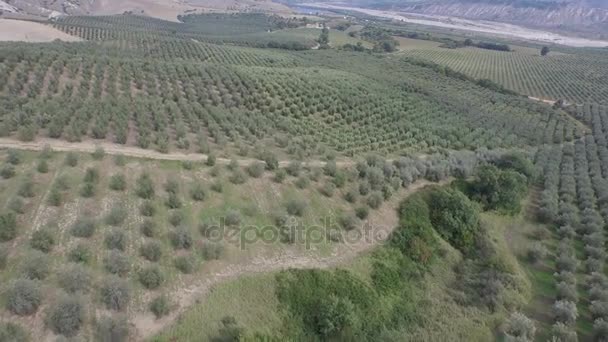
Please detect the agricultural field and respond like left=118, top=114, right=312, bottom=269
left=398, top=44, right=608, bottom=104
left=0, top=145, right=480, bottom=340
left=0, top=14, right=583, bottom=159
left=2, top=8, right=608, bottom=342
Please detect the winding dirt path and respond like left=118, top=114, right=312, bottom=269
left=0, top=137, right=354, bottom=167
left=133, top=179, right=447, bottom=340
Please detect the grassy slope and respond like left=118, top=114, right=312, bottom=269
left=154, top=201, right=539, bottom=341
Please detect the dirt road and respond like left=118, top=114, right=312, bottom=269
left=0, top=137, right=353, bottom=167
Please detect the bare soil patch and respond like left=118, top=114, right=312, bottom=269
left=0, top=19, right=82, bottom=42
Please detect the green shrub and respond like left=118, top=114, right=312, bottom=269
left=263, top=152, right=279, bottom=170
left=140, top=201, right=156, bottom=217
left=169, top=228, right=193, bottom=250
left=366, top=192, right=383, bottom=209
left=229, top=169, right=247, bottom=184
left=30, top=229, right=55, bottom=253
left=246, top=162, right=265, bottom=178
left=199, top=242, right=224, bottom=260
left=103, top=251, right=131, bottom=277
left=70, top=218, right=96, bottom=238
left=333, top=172, right=346, bottom=188
left=190, top=183, right=206, bottom=201
left=0, top=212, right=18, bottom=242
left=0, top=245, right=7, bottom=269
left=273, top=169, right=286, bottom=183
left=140, top=219, right=157, bottom=238
left=468, top=165, right=528, bottom=214
left=92, top=146, right=105, bottom=160
left=6, top=149, right=21, bottom=165
left=96, top=315, right=129, bottom=342
left=428, top=188, right=480, bottom=253
left=174, top=255, right=196, bottom=273
left=68, top=244, right=91, bottom=264
left=138, top=266, right=164, bottom=289
left=164, top=178, right=180, bottom=195
left=150, top=295, right=171, bottom=318
left=225, top=210, right=241, bottom=226
left=206, top=153, right=216, bottom=166
left=79, top=182, right=96, bottom=198
left=286, top=161, right=301, bottom=177
left=36, top=160, right=49, bottom=173
left=105, top=205, right=128, bottom=226
left=64, top=152, right=78, bottom=167
left=58, top=264, right=92, bottom=294
left=285, top=199, right=307, bottom=217
left=165, top=193, right=182, bottom=209
left=211, top=181, right=224, bottom=193
left=359, top=182, right=370, bottom=196
left=84, top=167, right=99, bottom=183
left=295, top=176, right=310, bottom=189
left=45, top=296, right=85, bottom=337
left=140, top=241, right=163, bottom=262
left=6, top=279, right=41, bottom=316
left=344, top=189, right=358, bottom=203
left=355, top=206, right=369, bottom=220
left=0, top=164, right=16, bottom=179
left=136, top=173, right=155, bottom=199
left=109, top=174, right=127, bottom=191
left=182, top=160, right=194, bottom=170
left=0, top=322, right=28, bottom=342
left=390, top=195, right=438, bottom=265
left=324, top=160, right=337, bottom=176
left=17, top=178, right=35, bottom=198
left=104, top=230, right=126, bottom=251
left=169, top=211, right=185, bottom=227
left=340, top=214, right=359, bottom=231
left=22, top=251, right=50, bottom=280
left=114, top=154, right=126, bottom=166
left=100, top=277, right=130, bottom=311
left=47, top=186, right=62, bottom=206
left=319, top=182, right=336, bottom=197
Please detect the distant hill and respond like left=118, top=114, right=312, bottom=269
left=284, top=0, right=608, bottom=38
left=0, top=0, right=291, bottom=21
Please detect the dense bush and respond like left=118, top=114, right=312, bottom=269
left=68, top=243, right=91, bottom=264
left=190, top=183, right=206, bottom=201
left=6, top=279, right=41, bottom=316
left=103, top=251, right=131, bottom=276
left=502, top=312, right=535, bottom=342
left=140, top=241, right=163, bottom=262
left=552, top=300, right=578, bottom=325
left=170, top=227, right=193, bottom=249
left=22, top=251, right=50, bottom=280
left=138, top=266, right=164, bottom=289
left=165, top=193, right=182, bottom=209
left=100, top=277, right=131, bottom=311
left=366, top=192, right=383, bottom=209
left=199, top=241, right=224, bottom=260
left=45, top=296, right=85, bottom=337
left=467, top=165, right=528, bottom=213
left=140, top=219, right=157, bottom=237
left=285, top=199, right=307, bottom=217
left=17, top=178, right=35, bottom=198
left=229, top=169, right=248, bottom=184
left=150, top=295, right=171, bottom=318
left=0, top=322, right=28, bottom=342
left=136, top=173, right=155, bottom=199
left=64, top=152, right=78, bottom=167
left=390, top=195, right=438, bottom=265
left=246, top=162, right=265, bottom=178
left=105, top=230, right=127, bottom=251
left=105, top=205, right=128, bottom=226
left=36, top=160, right=49, bottom=173
left=58, top=264, right=92, bottom=294
left=140, top=201, right=156, bottom=217
left=0, top=212, right=18, bottom=242
left=174, top=255, right=196, bottom=273
left=169, top=211, right=186, bottom=227
left=428, top=188, right=480, bottom=252
left=30, top=229, right=55, bottom=253
left=109, top=174, right=127, bottom=191
left=0, top=164, right=16, bottom=179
